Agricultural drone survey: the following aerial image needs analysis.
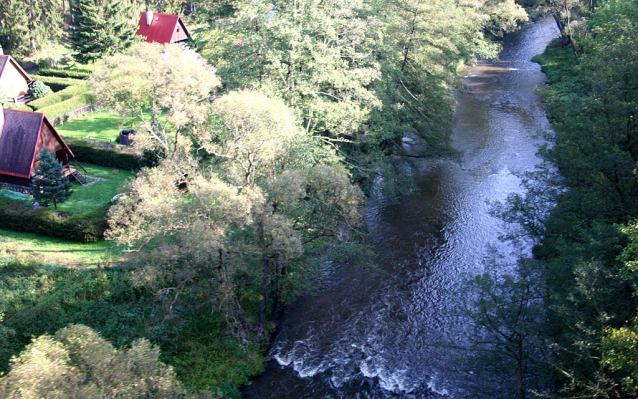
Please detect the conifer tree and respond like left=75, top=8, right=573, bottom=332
left=31, top=148, right=73, bottom=210
left=70, top=0, right=139, bottom=63
left=0, top=0, right=63, bottom=56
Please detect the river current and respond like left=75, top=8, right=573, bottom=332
left=243, top=17, right=559, bottom=398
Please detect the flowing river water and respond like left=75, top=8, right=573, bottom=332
left=243, top=17, right=559, bottom=398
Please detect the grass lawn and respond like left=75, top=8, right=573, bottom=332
left=0, top=228, right=119, bottom=267
left=56, top=163, right=133, bottom=213
left=57, top=109, right=171, bottom=143
left=57, top=109, right=137, bottom=142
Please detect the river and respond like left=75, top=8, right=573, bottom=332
left=243, top=17, right=559, bottom=398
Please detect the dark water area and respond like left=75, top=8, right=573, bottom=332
left=243, top=17, right=559, bottom=399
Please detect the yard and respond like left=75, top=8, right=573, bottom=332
left=57, top=163, right=133, bottom=213
left=56, top=109, right=171, bottom=143
left=56, top=109, right=137, bottom=142
left=0, top=228, right=118, bottom=267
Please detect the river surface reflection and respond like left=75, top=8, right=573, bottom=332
left=243, top=17, right=559, bottom=398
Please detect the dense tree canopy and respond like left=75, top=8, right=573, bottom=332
left=0, top=0, right=63, bottom=56
left=70, top=0, right=140, bottom=63
left=0, top=324, right=188, bottom=398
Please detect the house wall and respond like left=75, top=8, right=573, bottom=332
left=0, top=173, right=31, bottom=187
left=35, top=124, right=66, bottom=167
left=171, top=21, right=189, bottom=43
left=0, top=63, right=29, bottom=101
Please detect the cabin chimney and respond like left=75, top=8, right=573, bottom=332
left=146, top=11, right=153, bottom=26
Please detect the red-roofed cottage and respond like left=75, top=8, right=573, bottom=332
left=0, top=108, right=75, bottom=187
left=136, top=11, right=190, bottom=44
left=0, top=54, right=33, bottom=104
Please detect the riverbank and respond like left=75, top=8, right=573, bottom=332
left=242, top=16, right=559, bottom=398
left=0, top=252, right=267, bottom=398
left=521, top=4, right=638, bottom=395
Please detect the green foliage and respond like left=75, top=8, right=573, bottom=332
left=28, top=83, right=89, bottom=110
left=0, top=0, right=63, bottom=56
left=500, top=0, right=638, bottom=395
left=0, top=256, right=266, bottom=397
left=31, top=148, right=73, bottom=209
left=70, top=0, right=140, bottom=64
left=29, top=75, right=85, bottom=92
left=462, top=256, right=552, bottom=398
left=37, top=93, right=95, bottom=122
left=65, top=138, right=141, bottom=170
left=0, top=324, right=189, bottom=398
left=11, top=104, right=33, bottom=112
left=37, top=69, right=92, bottom=79
left=0, top=197, right=109, bottom=242
left=602, top=318, right=638, bottom=395
left=28, top=81, right=53, bottom=100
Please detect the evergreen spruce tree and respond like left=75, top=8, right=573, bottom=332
left=31, top=148, right=73, bottom=210
left=0, top=0, right=62, bottom=56
left=70, top=0, right=139, bottom=63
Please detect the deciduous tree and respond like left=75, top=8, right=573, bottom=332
left=0, top=324, right=188, bottom=398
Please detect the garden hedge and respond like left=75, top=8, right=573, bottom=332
left=12, top=104, right=33, bottom=112
left=36, top=69, right=91, bottom=79
left=0, top=197, right=110, bottom=242
left=29, top=75, right=85, bottom=92
left=38, top=93, right=95, bottom=122
left=65, top=138, right=141, bottom=170
left=28, top=83, right=89, bottom=111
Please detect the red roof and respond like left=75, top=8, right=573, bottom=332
left=0, top=109, right=73, bottom=179
left=135, top=12, right=190, bottom=44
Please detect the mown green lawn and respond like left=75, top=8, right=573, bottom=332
left=57, top=109, right=171, bottom=143
left=57, top=109, right=136, bottom=142
left=0, top=228, right=119, bottom=267
left=56, top=163, right=133, bottom=213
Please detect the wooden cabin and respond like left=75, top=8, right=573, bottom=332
left=135, top=11, right=190, bottom=44
left=0, top=108, right=75, bottom=188
left=0, top=55, right=33, bottom=104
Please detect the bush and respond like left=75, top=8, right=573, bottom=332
left=0, top=197, right=110, bottom=242
left=29, top=81, right=53, bottom=100
left=65, top=138, right=141, bottom=170
left=29, top=75, right=85, bottom=92
left=37, top=58, right=54, bottom=69
left=28, top=83, right=89, bottom=111
left=36, top=69, right=91, bottom=79
left=10, top=104, right=33, bottom=111
left=38, top=93, right=95, bottom=123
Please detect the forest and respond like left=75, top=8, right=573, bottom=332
left=0, top=0, right=637, bottom=397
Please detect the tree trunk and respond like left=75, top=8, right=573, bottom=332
left=257, top=220, right=270, bottom=335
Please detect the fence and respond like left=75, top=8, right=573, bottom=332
left=51, top=103, right=96, bottom=126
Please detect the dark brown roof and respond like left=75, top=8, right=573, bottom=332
left=0, top=109, right=73, bottom=178
left=0, top=55, right=32, bottom=82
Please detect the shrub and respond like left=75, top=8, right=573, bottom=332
left=0, top=197, right=110, bottom=242
left=28, top=83, right=89, bottom=111
left=29, top=75, right=84, bottom=92
left=36, top=69, right=91, bottom=79
left=29, top=81, right=53, bottom=100
left=38, top=93, right=95, bottom=123
left=65, top=138, right=141, bottom=170
left=0, top=325, right=189, bottom=399
left=10, top=104, right=33, bottom=111
left=37, top=58, right=54, bottom=69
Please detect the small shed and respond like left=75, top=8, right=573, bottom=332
left=0, top=108, right=75, bottom=187
left=0, top=54, right=33, bottom=104
left=135, top=11, right=191, bottom=44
